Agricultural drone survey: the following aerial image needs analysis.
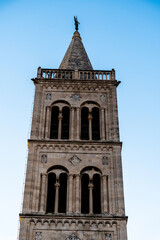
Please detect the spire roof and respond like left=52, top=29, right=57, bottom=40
left=59, top=31, right=93, bottom=70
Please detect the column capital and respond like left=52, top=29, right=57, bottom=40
left=58, top=115, right=63, bottom=120
left=102, top=174, right=107, bottom=179
left=75, top=174, right=81, bottom=178
left=88, top=183, right=94, bottom=189
left=55, top=182, right=60, bottom=188
left=88, top=115, right=93, bottom=120
left=68, top=174, right=74, bottom=177
left=41, top=173, right=47, bottom=177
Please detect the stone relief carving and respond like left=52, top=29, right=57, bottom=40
left=70, top=94, right=81, bottom=101
left=66, top=233, right=80, bottom=240
left=100, top=93, right=106, bottom=102
left=35, top=232, right=42, bottom=240
left=46, top=93, right=51, bottom=100
left=41, top=154, right=47, bottom=163
left=105, top=233, right=112, bottom=240
left=68, top=155, right=81, bottom=166
left=102, top=156, right=108, bottom=165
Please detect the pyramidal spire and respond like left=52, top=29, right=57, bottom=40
left=59, top=18, right=93, bottom=70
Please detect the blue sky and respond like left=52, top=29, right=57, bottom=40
left=0, top=0, right=160, bottom=240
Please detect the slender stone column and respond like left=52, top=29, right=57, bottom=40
left=102, top=175, right=108, bottom=213
left=101, top=108, right=105, bottom=140
left=40, top=173, right=47, bottom=212
left=105, top=107, right=109, bottom=141
left=70, top=107, right=74, bottom=140
left=75, top=174, right=80, bottom=213
left=58, top=111, right=63, bottom=139
left=88, top=182, right=94, bottom=214
left=76, top=108, right=80, bottom=140
left=88, top=113, right=93, bottom=140
left=54, top=180, right=60, bottom=213
left=68, top=174, right=74, bottom=213
left=45, top=107, right=50, bottom=139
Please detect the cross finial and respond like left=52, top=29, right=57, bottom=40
left=74, top=16, right=80, bottom=31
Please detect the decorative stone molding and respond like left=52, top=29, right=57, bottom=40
left=102, top=156, right=108, bottom=165
left=46, top=93, right=51, bottom=100
left=35, top=232, right=42, bottom=240
left=66, top=233, right=80, bottom=240
left=41, top=154, right=47, bottom=163
left=37, top=144, right=113, bottom=153
left=105, top=233, right=112, bottom=240
left=38, top=81, right=112, bottom=92
left=70, top=94, right=81, bottom=101
left=29, top=218, right=118, bottom=228
left=68, top=155, right=81, bottom=166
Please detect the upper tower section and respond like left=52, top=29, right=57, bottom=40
left=31, top=18, right=120, bottom=143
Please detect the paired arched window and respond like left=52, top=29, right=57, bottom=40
left=81, top=167, right=101, bottom=214
left=50, top=102, right=70, bottom=140
left=81, top=103, right=100, bottom=140
left=49, top=101, right=101, bottom=141
left=46, top=166, right=68, bottom=213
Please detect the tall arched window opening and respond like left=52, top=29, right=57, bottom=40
left=61, top=107, right=70, bottom=139
left=81, top=174, right=89, bottom=213
left=81, top=107, right=89, bottom=140
left=46, top=173, right=56, bottom=213
left=46, top=166, right=68, bottom=214
left=58, top=173, right=67, bottom=213
left=50, top=106, right=59, bottom=139
left=92, top=107, right=100, bottom=140
left=93, top=174, right=101, bottom=214
left=81, top=166, right=101, bottom=214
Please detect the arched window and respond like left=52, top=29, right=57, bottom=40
left=46, top=166, right=68, bottom=214
left=81, top=173, right=89, bottom=213
left=81, top=103, right=100, bottom=140
left=50, top=102, right=70, bottom=140
left=50, top=106, right=59, bottom=139
left=61, top=107, right=70, bottom=139
left=81, top=167, right=101, bottom=214
left=46, top=172, right=56, bottom=213
left=92, top=107, right=100, bottom=140
left=81, top=107, right=89, bottom=140
left=93, top=174, right=101, bottom=214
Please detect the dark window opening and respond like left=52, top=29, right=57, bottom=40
left=58, top=173, right=67, bottom=213
left=50, top=106, right=59, bottom=139
left=61, top=107, right=70, bottom=139
left=93, top=174, right=101, bottom=214
left=92, top=107, right=100, bottom=140
left=46, top=173, right=56, bottom=213
left=81, top=107, right=89, bottom=140
left=81, top=174, right=89, bottom=213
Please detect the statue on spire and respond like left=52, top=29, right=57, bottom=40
left=74, top=16, right=80, bottom=31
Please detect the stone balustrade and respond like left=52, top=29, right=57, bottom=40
left=37, top=67, right=115, bottom=81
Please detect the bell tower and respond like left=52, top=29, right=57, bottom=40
left=19, top=21, right=128, bottom=240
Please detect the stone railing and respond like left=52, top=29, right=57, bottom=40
left=37, top=67, right=115, bottom=81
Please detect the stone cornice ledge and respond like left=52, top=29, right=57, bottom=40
left=28, top=139, right=122, bottom=147
left=31, top=78, right=121, bottom=87
left=19, top=213, right=128, bottom=221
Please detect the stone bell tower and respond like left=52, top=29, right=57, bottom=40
left=19, top=21, right=128, bottom=240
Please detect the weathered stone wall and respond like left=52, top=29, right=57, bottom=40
left=19, top=216, right=127, bottom=240
left=19, top=75, right=127, bottom=240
